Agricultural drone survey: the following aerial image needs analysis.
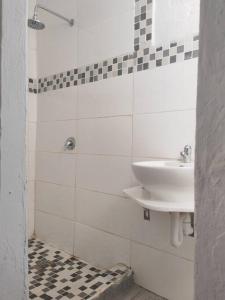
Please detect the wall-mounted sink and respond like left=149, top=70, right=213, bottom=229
left=132, top=160, right=194, bottom=203
left=124, top=154, right=195, bottom=248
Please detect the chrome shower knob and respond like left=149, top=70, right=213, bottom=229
left=64, top=137, right=76, bottom=151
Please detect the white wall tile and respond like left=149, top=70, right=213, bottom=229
left=27, top=180, right=35, bottom=238
left=153, top=0, right=200, bottom=46
left=35, top=211, right=74, bottom=254
left=133, top=110, right=196, bottom=158
left=27, top=151, right=36, bottom=181
left=36, top=152, right=76, bottom=186
left=100, top=11, right=134, bottom=61
left=130, top=202, right=195, bottom=260
left=28, top=94, right=37, bottom=123
left=77, top=27, right=100, bottom=68
left=36, top=120, right=76, bottom=153
left=36, top=181, right=75, bottom=220
left=37, top=87, right=77, bottom=122
left=27, top=0, right=37, bottom=241
left=37, top=0, right=78, bottom=77
left=74, top=223, right=130, bottom=268
left=76, top=188, right=131, bottom=239
left=134, top=60, right=198, bottom=114
left=28, top=122, right=37, bottom=152
left=38, top=0, right=78, bottom=26
left=37, top=25, right=77, bottom=77
left=28, top=49, right=37, bottom=78
left=77, top=0, right=134, bottom=29
left=77, top=9, right=134, bottom=67
left=28, top=30, right=37, bottom=52
left=78, top=74, right=133, bottom=118
left=77, top=155, right=132, bottom=196
left=77, top=116, right=132, bottom=156
left=131, top=242, right=194, bottom=300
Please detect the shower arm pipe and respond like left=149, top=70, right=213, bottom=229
left=34, top=4, right=74, bottom=26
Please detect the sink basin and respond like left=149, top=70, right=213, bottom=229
left=132, top=160, right=194, bottom=203
left=125, top=160, right=195, bottom=248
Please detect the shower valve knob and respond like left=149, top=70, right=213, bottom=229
left=64, top=137, right=76, bottom=150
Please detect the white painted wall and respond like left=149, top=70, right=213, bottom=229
left=34, top=1, right=199, bottom=299
left=0, top=0, right=27, bottom=299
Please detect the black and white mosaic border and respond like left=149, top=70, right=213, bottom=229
left=133, top=36, right=199, bottom=72
left=28, top=78, right=39, bottom=94
left=134, top=0, right=153, bottom=51
left=28, top=0, right=199, bottom=94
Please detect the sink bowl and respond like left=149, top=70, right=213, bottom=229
left=132, top=160, right=194, bottom=203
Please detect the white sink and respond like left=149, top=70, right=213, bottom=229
left=124, top=160, right=195, bottom=248
left=132, top=160, right=194, bottom=203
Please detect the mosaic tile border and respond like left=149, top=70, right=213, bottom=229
left=133, top=36, right=199, bottom=72
left=28, top=78, right=39, bottom=94
left=134, top=0, right=153, bottom=51
left=28, top=0, right=199, bottom=94
left=29, top=238, right=133, bottom=300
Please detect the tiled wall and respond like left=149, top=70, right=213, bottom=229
left=32, top=0, right=199, bottom=299
left=27, top=0, right=38, bottom=238
left=37, top=0, right=78, bottom=77
left=77, top=0, right=134, bottom=67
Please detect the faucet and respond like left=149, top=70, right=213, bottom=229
left=180, top=145, right=192, bottom=163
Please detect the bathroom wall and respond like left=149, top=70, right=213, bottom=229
left=77, top=0, right=134, bottom=67
left=33, top=1, right=199, bottom=299
left=0, top=0, right=27, bottom=298
left=27, top=0, right=38, bottom=238
left=195, top=0, right=225, bottom=299
left=37, top=0, right=78, bottom=76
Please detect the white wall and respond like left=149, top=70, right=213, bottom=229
left=34, top=1, right=199, bottom=299
left=27, top=0, right=38, bottom=238
left=0, top=0, right=27, bottom=298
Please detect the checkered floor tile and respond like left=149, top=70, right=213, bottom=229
left=29, top=239, right=131, bottom=300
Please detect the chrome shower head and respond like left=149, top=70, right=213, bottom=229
left=28, top=5, right=74, bottom=30
left=28, top=15, right=45, bottom=30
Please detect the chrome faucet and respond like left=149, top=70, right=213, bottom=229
left=180, top=145, right=192, bottom=163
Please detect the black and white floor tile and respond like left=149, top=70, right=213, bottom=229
left=28, top=239, right=132, bottom=300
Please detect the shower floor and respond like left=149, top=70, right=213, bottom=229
left=28, top=238, right=132, bottom=300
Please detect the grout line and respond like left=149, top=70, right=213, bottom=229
left=36, top=180, right=76, bottom=188
left=36, top=150, right=132, bottom=157
left=34, top=109, right=195, bottom=124
left=36, top=208, right=75, bottom=223
left=35, top=150, right=186, bottom=160
left=36, top=114, right=133, bottom=122
left=34, top=181, right=195, bottom=263
left=74, top=222, right=195, bottom=263
left=34, top=208, right=195, bottom=263
left=35, top=179, right=75, bottom=188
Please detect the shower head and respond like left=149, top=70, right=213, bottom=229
left=28, top=5, right=74, bottom=30
left=28, top=16, right=45, bottom=30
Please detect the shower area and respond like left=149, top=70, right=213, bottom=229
left=27, top=0, right=199, bottom=299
